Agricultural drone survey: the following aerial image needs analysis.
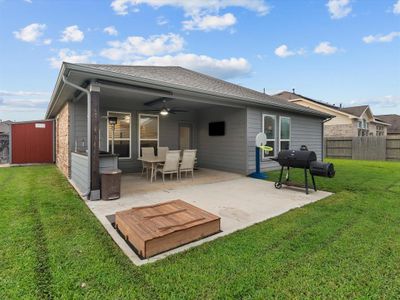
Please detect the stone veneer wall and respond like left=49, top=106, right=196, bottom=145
left=56, top=102, right=70, bottom=177
left=324, top=123, right=356, bottom=137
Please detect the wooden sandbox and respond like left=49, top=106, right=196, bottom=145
left=115, top=200, right=221, bottom=258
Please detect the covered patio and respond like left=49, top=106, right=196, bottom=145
left=86, top=174, right=332, bottom=265
left=64, top=65, right=248, bottom=199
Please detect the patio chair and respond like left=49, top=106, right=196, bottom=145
left=141, top=147, right=154, bottom=178
left=179, top=149, right=197, bottom=180
left=158, top=147, right=169, bottom=161
left=155, top=150, right=180, bottom=183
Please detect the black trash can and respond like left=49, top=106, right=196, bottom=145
left=100, top=169, right=122, bottom=200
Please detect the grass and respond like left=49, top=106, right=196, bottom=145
left=0, top=159, right=400, bottom=299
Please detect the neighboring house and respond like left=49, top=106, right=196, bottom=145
left=45, top=63, right=330, bottom=199
left=375, top=114, right=400, bottom=136
left=0, top=120, right=11, bottom=163
left=274, top=91, right=390, bottom=137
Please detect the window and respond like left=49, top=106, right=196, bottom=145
left=376, top=125, right=385, bottom=136
left=358, top=121, right=362, bottom=129
left=107, top=111, right=131, bottom=158
left=279, top=117, right=291, bottom=151
left=139, top=114, right=159, bottom=156
left=262, top=114, right=276, bottom=158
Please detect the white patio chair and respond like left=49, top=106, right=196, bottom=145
left=141, top=147, right=154, bottom=178
left=155, top=150, right=180, bottom=183
left=179, top=149, right=197, bottom=180
left=158, top=146, right=169, bottom=161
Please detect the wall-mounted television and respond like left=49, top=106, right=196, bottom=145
left=209, top=121, right=225, bottom=136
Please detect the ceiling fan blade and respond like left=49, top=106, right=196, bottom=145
left=144, top=97, right=173, bottom=106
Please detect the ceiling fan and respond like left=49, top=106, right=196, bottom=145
left=142, top=97, right=188, bottom=116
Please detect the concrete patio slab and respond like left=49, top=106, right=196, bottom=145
left=85, top=173, right=332, bottom=266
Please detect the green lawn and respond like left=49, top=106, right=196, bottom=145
left=1, top=159, right=400, bottom=299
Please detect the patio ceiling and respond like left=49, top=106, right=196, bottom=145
left=99, top=84, right=229, bottom=112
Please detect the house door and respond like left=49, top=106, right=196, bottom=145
left=179, top=123, right=192, bottom=150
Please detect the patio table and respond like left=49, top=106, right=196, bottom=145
left=137, top=156, right=165, bottom=183
left=138, top=155, right=197, bottom=183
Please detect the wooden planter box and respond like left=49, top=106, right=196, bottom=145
left=115, top=200, right=221, bottom=258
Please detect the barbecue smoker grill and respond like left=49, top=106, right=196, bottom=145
left=271, top=149, right=335, bottom=194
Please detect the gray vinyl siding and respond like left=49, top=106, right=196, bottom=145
left=71, top=152, right=89, bottom=194
left=246, top=106, right=323, bottom=174
left=70, top=152, right=118, bottom=194
left=197, top=107, right=247, bottom=174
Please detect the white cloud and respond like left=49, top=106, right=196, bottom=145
left=104, top=26, right=118, bottom=36
left=24, top=0, right=32, bottom=3
left=274, top=45, right=305, bottom=58
left=100, top=33, right=184, bottom=61
left=183, top=13, right=236, bottom=31
left=60, top=25, right=84, bottom=42
left=111, top=0, right=268, bottom=31
left=43, top=38, right=52, bottom=45
left=326, top=0, right=351, bottom=19
left=393, top=0, right=400, bottom=14
left=0, top=90, right=49, bottom=97
left=314, top=41, right=338, bottom=55
left=157, top=16, right=169, bottom=26
left=110, top=0, right=269, bottom=16
left=126, top=53, right=250, bottom=80
left=13, top=23, right=46, bottom=43
left=0, top=98, right=48, bottom=108
left=363, top=32, right=400, bottom=43
left=349, top=95, right=400, bottom=110
left=48, top=48, right=94, bottom=69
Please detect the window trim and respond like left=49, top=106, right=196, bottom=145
left=279, top=116, right=291, bottom=152
left=262, top=114, right=276, bottom=159
left=107, top=111, right=132, bottom=160
left=138, top=113, right=159, bottom=158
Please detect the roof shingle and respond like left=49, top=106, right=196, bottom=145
left=376, top=114, right=400, bottom=134
left=76, top=64, right=330, bottom=117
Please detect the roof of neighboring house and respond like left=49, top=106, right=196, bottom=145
left=376, top=114, right=400, bottom=134
left=46, top=63, right=330, bottom=119
left=275, top=91, right=389, bottom=123
left=339, top=105, right=369, bottom=117
left=274, top=91, right=340, bottom=110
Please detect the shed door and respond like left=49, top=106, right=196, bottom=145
left=12, top=121, right=54, bottom=164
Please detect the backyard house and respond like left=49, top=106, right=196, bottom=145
left=275, top=91, right=390, bottom=137
left=376, top=114, right=400, bottom=136
left=45, top=63, right=330, bottom=200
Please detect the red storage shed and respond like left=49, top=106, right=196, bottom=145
left=11, top=120, right=54, bottom=164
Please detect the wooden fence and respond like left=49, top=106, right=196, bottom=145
left=324, top=136, right=400, bottom=161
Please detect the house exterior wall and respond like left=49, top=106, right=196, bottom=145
left=56, top=102, right=70, bottom=177
left=246, top=106, right=324, bottom=173
left=325, top=123, right=357, bottom=137
left=197, top=107, right=247, bottom=174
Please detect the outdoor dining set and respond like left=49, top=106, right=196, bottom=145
left=138, top=147, right=197, bottom=183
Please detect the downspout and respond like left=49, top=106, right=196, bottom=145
left=62, top=75, right=91, bottom=197
left=321, top=116, right=334, bottom=161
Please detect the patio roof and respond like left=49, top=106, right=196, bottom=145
left=46, top=63, right=331, bottom=119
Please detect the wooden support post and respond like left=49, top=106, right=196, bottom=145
left=89, top=84, right=100, bottom=200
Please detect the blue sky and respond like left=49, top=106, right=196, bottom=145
left=0, top=0, right=399, bottom=121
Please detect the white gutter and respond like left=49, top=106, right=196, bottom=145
left=62, top=74, right=91, bottom=197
